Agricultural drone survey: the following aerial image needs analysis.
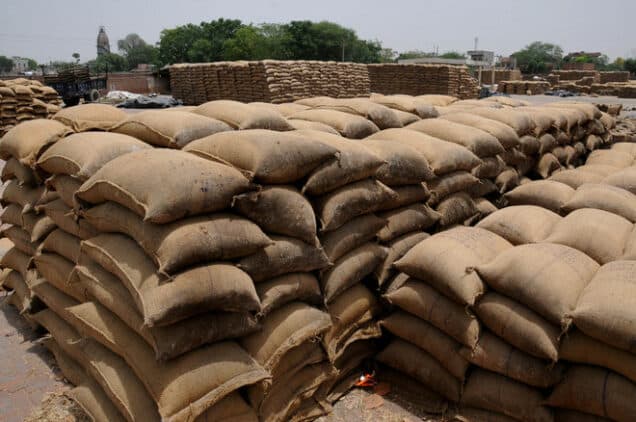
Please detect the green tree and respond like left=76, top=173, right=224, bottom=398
left=223, top=26, right=268, bottom=60
left=397, top=50, right=432, bottom=60
left=25, top=58, right=38, bottom=70
left=0, top=55, right=13, bottom=73
left=439, top=51, right=466, bottom=59
left=625, top=58, right=636, bottom=76
left=512, top=41, right=563, bottom=73
left=158, top=24, right=205, bottom=64
left=186, top=38, right=214, bottom=62
left=87, top=52, right=127, bottom=73
left=72, top=52, right=80, bottom=63
left=117, top=33, right=159, bottom=69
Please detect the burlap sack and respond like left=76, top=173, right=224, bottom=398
left=0, top=119, right=72, bottom=166
left=319, top=213, right=386, bottom=262
left=1, top=157, right=39, bottom=185
left=45, top=175, right=82, bottom=208
left=504, top=181, right=575, bottom=213
left=376, top=232, right=430, bottom=285
left=562, top=184, right=636, bottom=222
left=194, top=100, right=293, bottom=131
left=440, top=112, right=520, bottom=150
left=53, top=103, right=126, bottom=132
left=376, top=204, right=440, bottom=242
left=602, top=167, right=636, bottom=194
left=256, top=273, right=322, bottom=317
left=360, top=139, right=434, bottom=185
left=476, top=205, right=562, bottom=245
left=549, top=169, right=604, bottom=189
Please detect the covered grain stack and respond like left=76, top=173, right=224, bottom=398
left=0, top=79, right=62, bottom=135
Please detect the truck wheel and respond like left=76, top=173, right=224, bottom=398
left=85, top=89, right=100, bottom=102
left=64, top=97, right=80, bottom=107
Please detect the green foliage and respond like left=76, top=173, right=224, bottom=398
left=396, top=50, right=432, bottom=60
left=87, top=52, right=127, bottom=73
left=223, top=26, right=268, bottom=60
left=438, top=51, right=466, bottom=59
left=512, top=41, right=563, bottom=73
left=25, top=58, right=38, bottom=70
left=117, top=33, right=159, bottom=70
left=625, top=58, right=636, bottom=75
left=0, top=55, right=13, bottom=73
left=72, top=52, right=80, bottom=63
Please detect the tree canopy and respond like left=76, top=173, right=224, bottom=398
left=512, top=41, right=563, bottom=73
left=117, top=33, right=159, bottom=69
left=0, top=56, right=13, bottom=73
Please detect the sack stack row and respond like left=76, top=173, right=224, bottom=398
left=169, top=61, right=371, bottom=105
left=0, top=78, right=62, bottom=135
left=479, top=69, right=522, bottom=85
left=367, top=63, right=480, bottom=99
left=497, top=81, right=551, bottom=95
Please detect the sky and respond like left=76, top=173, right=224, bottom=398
left=1, top=0, right=634, bottom=64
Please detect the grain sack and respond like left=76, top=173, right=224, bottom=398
left=561, top=183, right=636, bottom=222
left=546, top=366, right=636, bottom=422
left=377, top=204, right=440, bottom=242
left=68, top=379, right=126, bottom=422
left=80, top=233, right=260, bottom=327
left=111, top=110, right=232, bottom=148
left=76, top=149, right=251, bottom=224
left=381, top=311, right=468, bottom=380
left=183, top=129, right=337, bottom=184
left=461, top=369, right=553, bottom=422
left=553, top=409, right=612, bottom=422
left=586, top=150, right=634, bottom=168
left=472, top=156, right=504, bottom=179
left=196, top=392, right=258, bottom=422
left=41, top=337, right=85, bottom=387
left=289, top=109, right=380, bottom=139
left=53, top=104, right=126, bottom=132
left=37, top=132, right=151, bottom=180
left=612, top=142, right=636, bottom=158
left=535, top=153, right=561, bottom=178
left=1, top=204, right=24, bottom=228
left=544, top=209, right=632, bottom=264
left=41, top=229, right=80, bottom=263
left=1, top=157, right=39, bottom=185
left=625, top=227, right=636, bottom=259
left=602, top=167, right=636, bottom=194
left=66, top=301, right=269, bottom=422
left=360, top=139, right=434, bottom=185
left=549, top=169, right=604, bottom=189
left=385, top=280, right=480, bottom=347
left=396, top=227, right=512, bottom=306
left=1, top=247, right=31, bottom=279
left=287, top=119, right=340, bottom=134
left=376, top=339, right=461, bottom=401
left=476, top=205, right=562, bottom=245
left=453, top=408, right=520, bottom=422
left=298, top=97, right=402, bottom=129
left=295, top=129, right=384, bottom=195
left=468, top=108, right=535, bottom=135
left=367, top=129, right=481, bottom=175
left=21, top=212, right=56, bottom=242
left=256, top=273, right=322, bottom=317
left=251, top=102, right=308, bottom=117
left=3, top=226, right=37, bottom=255
left=466, top=179, right=498, bottom=198
left=519, top=135, right=541, bottom=156
left=376, top=184, right=431, bottom=211
left=560, top=330, right=636, bottom=383
left=576, top=164, right=621, bottom=177
left=585, top=134, right=603, bottom=151
left=474, top=198, right=498, bottom=217
left=29, top=280, right=79, bottom=321
left=321, top=243, right=387, bottom=302
left=82, top=202, right=271, bottom=274
left=475, top=293, right=560, bottom=361
left=315, top=179, right=397, bottom=231
left=428, top=171, right=479, bottom=204
left=238, top=235, right=329, bottom=282
left=233, top=186, right=317, bottom=245
left=436, top=193, right=479, bottom=227
left=37, top=198, right=98, bottom=240
left=376, top=232, right=430, bottom=285
left=319, top=213, right=386, bottom=262
left=571, top=261, right=636, bottom=353
left=495, top=167, right=519, bottom=193
left=1, top=180, right=44, bottom=213
left=3, top=270, right=33, bottom=313
left=33, top=252, right=85, bottom=302
left=392, top=109, right=420, bottom=126
left=370, top=94, right=440, bottom=118
left=504, top=181, right=575, bottom=213
left=460, top=331, right=565, bottom=388
left=408, top=119, right=504, bottom=157
left=440, top=112, right=520, bottom=150
left=0, top=119, right=71, bottom=166
left=45, top=175, right=82, bottom=208
left=194, top=100, right=293, bottom=131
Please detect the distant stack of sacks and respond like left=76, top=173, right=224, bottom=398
left=479, top=69, right=522, bottom=85
left=497, top=80, right=551, bottom=95
left=0, top=78, right=62, bottom=135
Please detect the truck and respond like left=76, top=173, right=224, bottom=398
left=44, top=65, right=107, bottom=106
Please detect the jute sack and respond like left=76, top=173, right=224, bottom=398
left=0, top=247, right=31, bottom=280
left=80, top=233, right=261, bottom=327
left=396, top=227, right=512, bottom=306
left=623, top=227, right=636, bottom=259
left=585, top=134, right=604, bottom=151
left=256, top=273, right=322, bottom=317
left=611, top=142, right=636, bottom=158
left=196, top=392, right=258, bottom=422
left=546, top=102, right=601, bottom=120
left=66, top=301, right=269, bottom=422
left=376, top=339, right=461, bottom=402
left=475, top=243, right=599, bottom=326
left=435, top=192, right=479, bottom=227
left=553, top=409, right=612, bottom=422
left=361, top=139, right=435, bottom=186
left=376, top=232, right=430, bottom=285
left=602, top=167, right=636, bottom=194
left=475, top=293, right=560, bottom=361
left=233, top=186, right=318, bottom=245
left=575, top=164, right=621, bottom=177
left=385, top=280, right=480, bottom=348
left=183, top=129, right=337, bottom=184
left=392, top=109, right=420, bottom=126
left=2, top=226, right=37, bottom=255
left=461, top=369, right=553, bottom=422
left=41, top=229, right=80, bottom=263
left=37, top=132, right=151, bottom=180
left=504, top=181, right=575, bottom=213
left=46, top=175, right=83, bottom=208
left=544, top=208, right=633, bottom=264
left=415, top=94, right=457, bottom=107
left=561, top=184, right=636, bottom=222
left=288, top=118, right=341, bottom=135
left=377, top=204, right=440, bottom=242
left=319, top=213, right=386, bottom=263
left=29, top=280, right=80, bottom=323
left=0, top=119, right=72, bottom=166
left=1, top=180, right=44, bottom=213
left=452, top=408, right=520, bottom=422
left=375, top=184, right=431, bottom=211
left=76, top=260, right=259, bottom=360
left=31, top=307, right=84, bottom=364
left=472, top=156, right=505, bottom=179
left=546, top=366, right=636, bottom=422
left=1, top=157, right=39, bottom=185
left=571, top=261, right=636, bottom=353
left=250, top=102, right=308, bottom=117
left=428, top=171, right=479, bottom=205
left=82, top=202, right=271, bottom=274
left=519, top=135, right=541, bottom=156
left=193, top=100, right=293, bottom=131
left=560, top=330, right=636, bottom=383
left=238, top=236, right=329, bottom=282
left=33, top=252, right=85, bottom=302
left=466, top=179, right=498, bottom=198
left=549, top=169, right=604, bottom=189
left=369, top=94, right=439, bottom=118
left=294, top=129, right=384, bottom=195
left=241, top=302, right=331, bottom=371
left=20, top=213, right=56, bottom=245
left=407, top=119, right=504, bottom=158
left=440, top=112, right=520, bottom=150
left=111, top=110, right=232, bottom=148
left=382, top=311, right=468, bottom=380
left=474, top=197, right=498, bottom=217
left=76, top=149, right=251, bottom=224
left=321, top=242, right=387, bottom=303
left=297, top=97, right=402, bottom=129
left=367, top=129, right=481, bottom=176
left=459, top=331, right=565, bottom=388
left=535, top=153, right=561, bottom=178
left=3, top=270, right=34, bottom=313
left=586, top=150, right=634, bottom=168
left=315, top=179, right=397, bottom=232
left=53, top=104, right=126, bottom=132
left=68, top=379, right=126, bottom=422
left=38, top=198, right=98, bottom=240
left=476, top=205, right=562, bottom=245
left=289, top=109, right=379, bottom=139
left=495, top=167, right=519, bottom=193
left=467, top=108, right=535, bottom=136
left=41, top=337, right=85, bottom=387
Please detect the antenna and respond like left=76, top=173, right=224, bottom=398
left=474, top=37, right=479, bottom=51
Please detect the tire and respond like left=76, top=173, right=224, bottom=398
left=85, top=89, right=100, bottom=103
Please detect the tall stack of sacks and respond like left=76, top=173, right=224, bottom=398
left=376, top=227, right=513, bottom=408
left=59, top=148, right=275, bottom=421
left=0, top=119, right=72, bottom=315
left=183, top=129, right=348, bottom=420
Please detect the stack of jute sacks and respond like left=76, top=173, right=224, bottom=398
left=0, top=78, right=62, bottom=135
left=479, top=69, right=522, bottom=85
left=497, top=81, right=551, bottom=95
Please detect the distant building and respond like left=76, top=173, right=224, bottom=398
left=11, top=57, right=29, bottom=74
left=97, top=27, right=111, bottom=56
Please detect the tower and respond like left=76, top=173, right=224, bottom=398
left=97, top=26, right=111, bottom=57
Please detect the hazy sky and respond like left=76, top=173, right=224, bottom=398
left=1, top=0, right=634, bottom=63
